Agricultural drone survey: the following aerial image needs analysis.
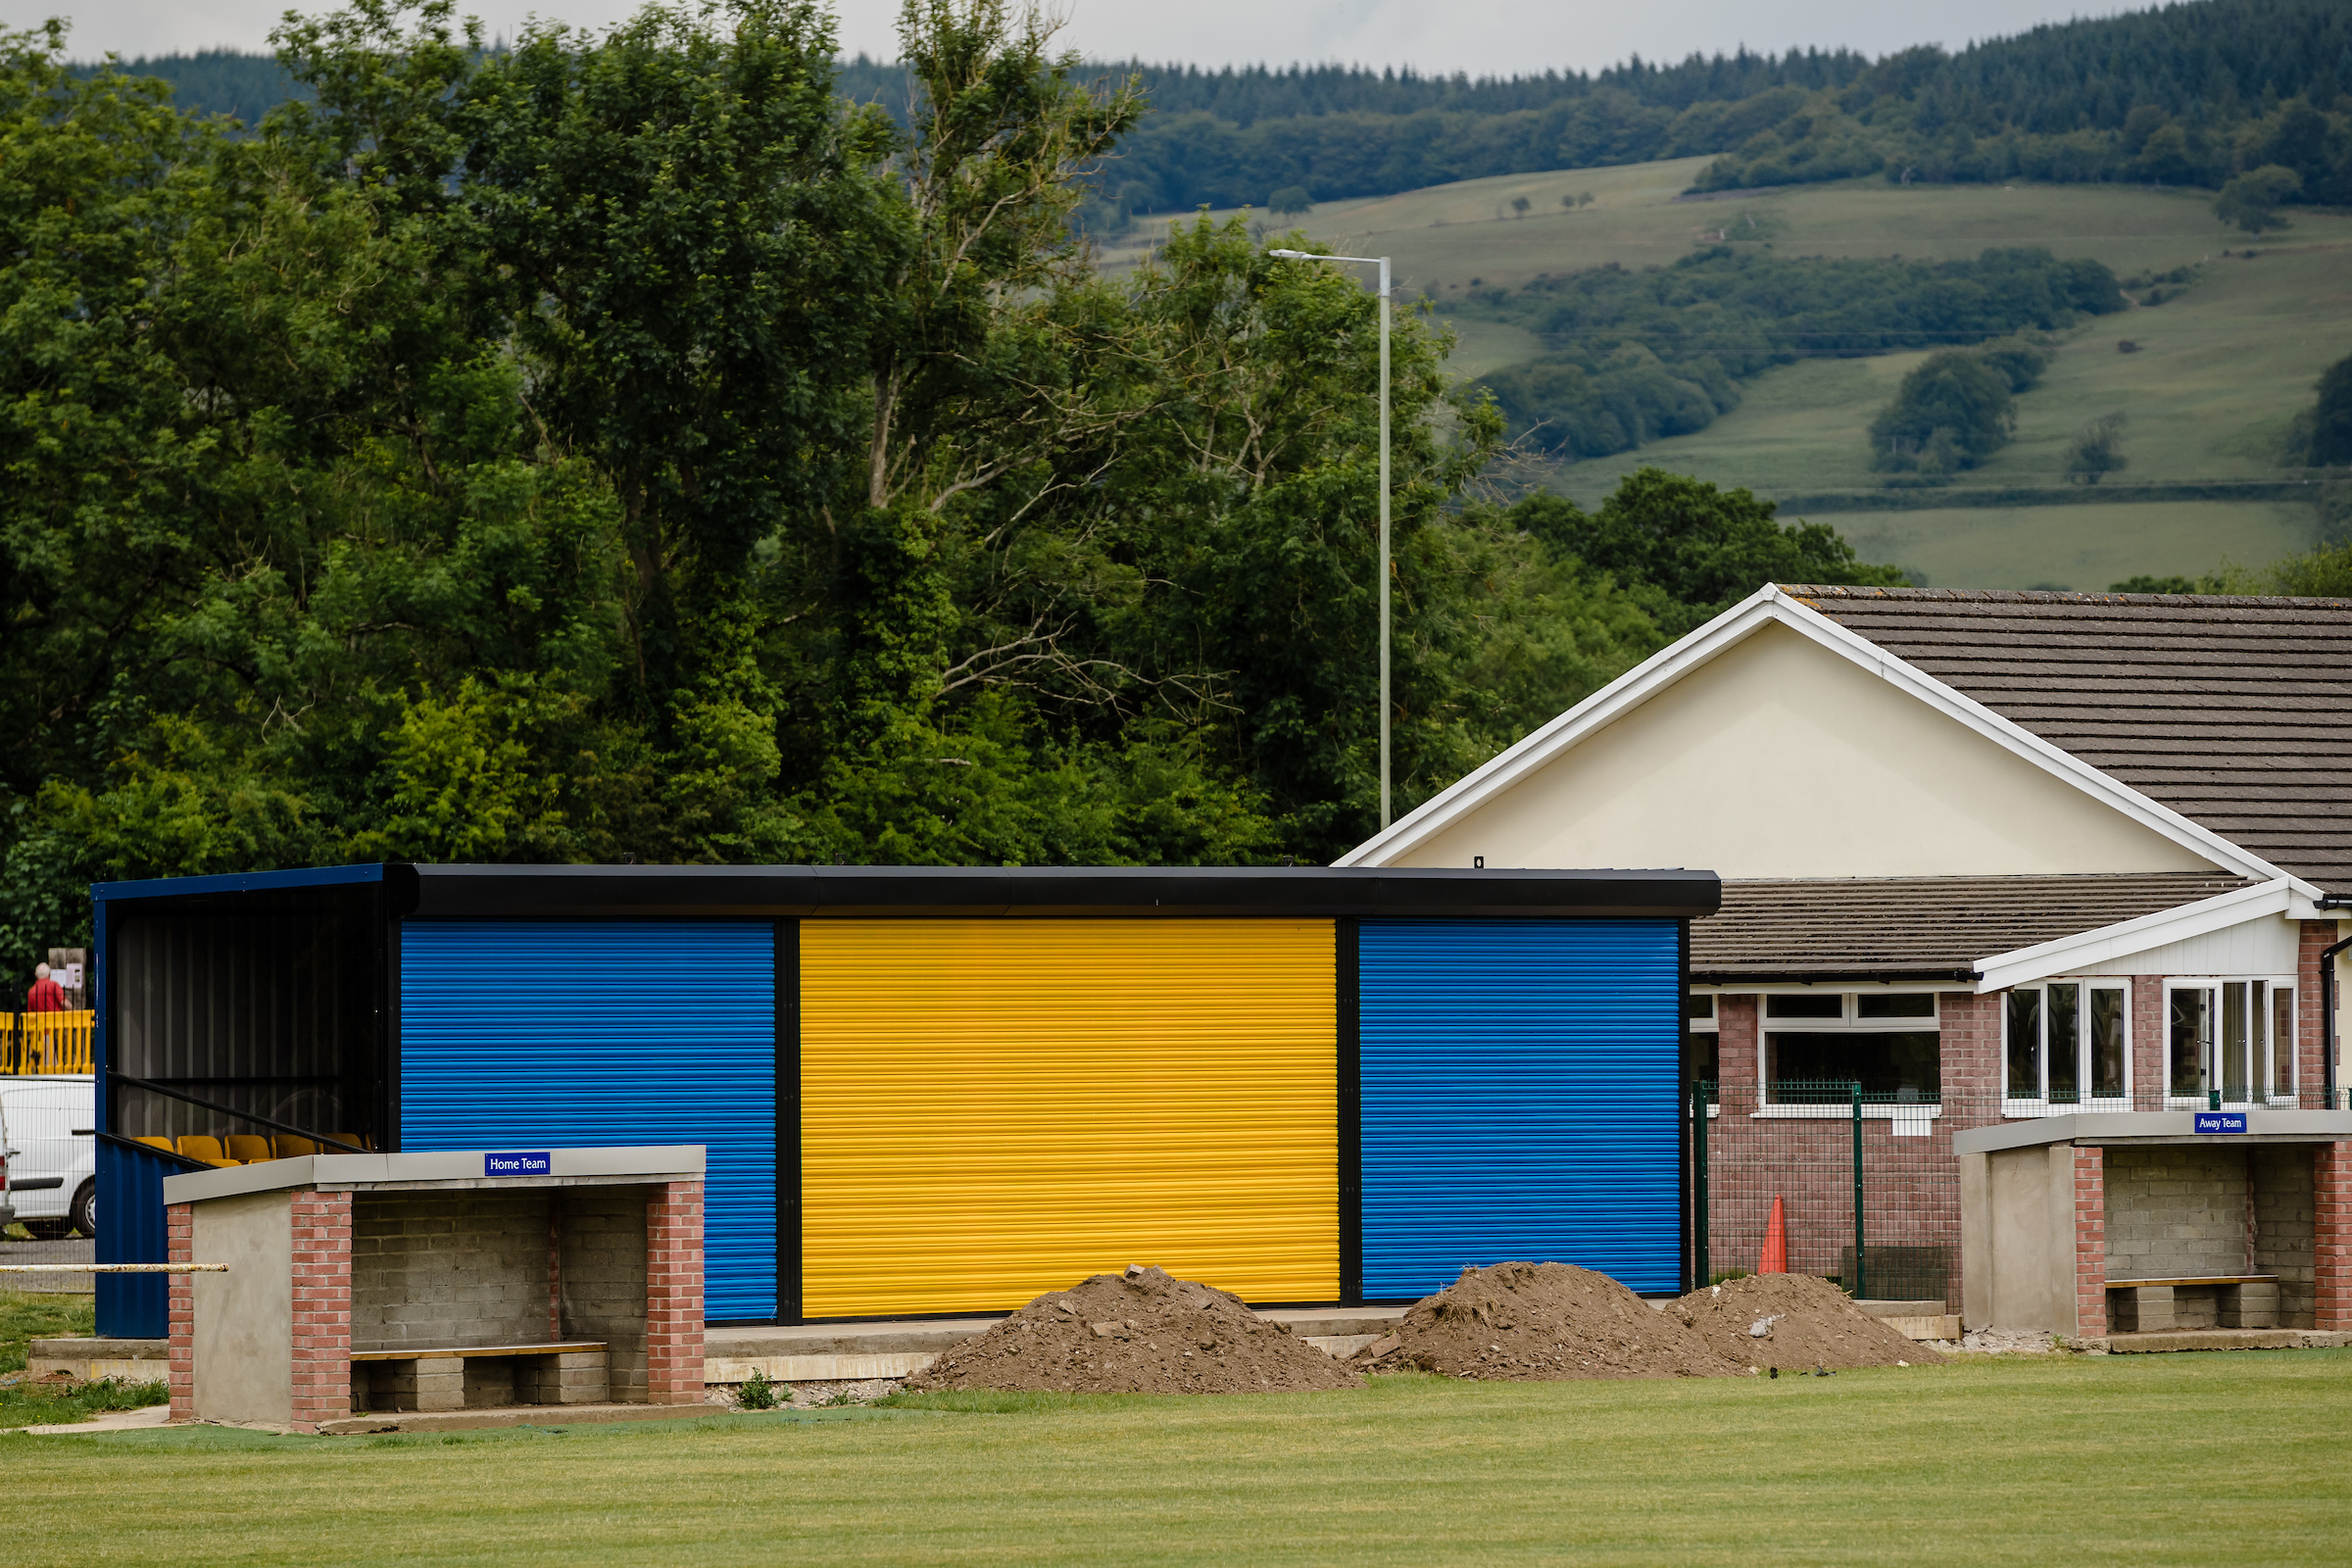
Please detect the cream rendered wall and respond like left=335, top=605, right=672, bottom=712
left=191, top=1189, right=293, bottom=1426
left=1393, top=622, right=2218, bottom=877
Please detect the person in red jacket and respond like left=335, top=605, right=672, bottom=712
left=25, top=962, right=68, bottom=1012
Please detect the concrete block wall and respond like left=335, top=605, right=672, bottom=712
left=2103, top=1146, right=2250, bottom=1286
left=351, top=1191, right=553, bottom=1352
left=559, top=1188, right=651, bottom=1402
left=2252, top=1146, right=2317, bottom=1328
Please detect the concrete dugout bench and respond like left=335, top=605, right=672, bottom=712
left=1955, top=1111, right=2352, bottom=1342
left=164, top=1147, right=705, bottom=1433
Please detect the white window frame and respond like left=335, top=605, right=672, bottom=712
left=1746, top=989, right=1944, bottom=1120
left=2000, top=977, right=2132, bottom=1117
left=2162, top=975, right=2297, bottom=1109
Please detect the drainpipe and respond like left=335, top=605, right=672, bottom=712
left=2321, top=897, right=2352, bottom=1107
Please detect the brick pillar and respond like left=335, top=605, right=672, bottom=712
left=288, top=1188, right=354, bottom=1433
left=645, top=1180, right=705, bottom=1404
left=2072, top=1146, right=2107, bottom=1338
left=2316, top=1142, right=2352, bottom=1331
left=2299, top=922, right=2343, bottom=1104
left=167, top=1201, right=194, bottom=1421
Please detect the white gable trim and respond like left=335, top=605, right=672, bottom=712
left=1973, top=878, right=2295, bottom=993
left=1338, top=585, right=2317, bottom=897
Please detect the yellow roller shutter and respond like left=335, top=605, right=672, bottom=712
left=800, top=918, right=1337, bottom=1318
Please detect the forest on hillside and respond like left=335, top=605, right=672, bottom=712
left=83, top=0, right=2352, bottom=220
left=2, top=1, right=1917, bottom=970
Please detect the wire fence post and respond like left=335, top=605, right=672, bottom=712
left=1691, top=1079, right=1710, bottom=1290
left=1851, top=1079, right=1866, bottom=1301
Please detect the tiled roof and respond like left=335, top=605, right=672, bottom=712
left=1690, top=873, right=2255, bottom=983
left=1781, top=586, right=2352, bottom=894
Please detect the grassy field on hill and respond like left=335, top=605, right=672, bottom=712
left=9, top=1355, right=2351, bottom=1565
left=1107, top=170, right=2352, bottom=588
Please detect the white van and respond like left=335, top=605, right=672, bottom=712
left=0, top=1077, right=96, bottom=1239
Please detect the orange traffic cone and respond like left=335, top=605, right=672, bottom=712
left=1758, top=1196, right=1788, bottom=1275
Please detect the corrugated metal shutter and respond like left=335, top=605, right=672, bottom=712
left=1359, top=919, right=1682, bottom=1298
left=801, top=919, right=1337, bottom=1317
left=399, top=922, right=776, bottom=1319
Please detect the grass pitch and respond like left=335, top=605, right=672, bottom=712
left=7, top=1351, right=2349, bottom=1565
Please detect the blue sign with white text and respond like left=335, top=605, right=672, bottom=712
left=484, top=1151, right=553, bottom=1176
left=2192, top=1112, right=2247, bottom=1135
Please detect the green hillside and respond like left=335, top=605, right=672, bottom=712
left=1129, top=168, right=2352, bottom=589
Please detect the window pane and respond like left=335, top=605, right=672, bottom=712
left=2089, top=988, right=2127, bottom=1099
left=2223, top=982, right=2249, bottom=1102
left=1766, top=1032, right=1940, bottom=1102
left=1765, top=994, right=1841, bottom=1019
left=2272, top=987, right=2295, bottom=1099
left=2249, top=982, right=2268, bottom=1099
left=1686, top=994, right=1715, bottom=1020
left=2169, top=989, right=2209, bottom=1099
left=2047, top=983, right=2081, bottom=1104
left=1857, top=994, right=1936, bottom=1019
left=2006, top=990, right=2043, bottom=1099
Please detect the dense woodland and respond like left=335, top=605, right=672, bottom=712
left=85, top=0, right=2352, bottom=219
left=1, top=2, right=1916, bottom=970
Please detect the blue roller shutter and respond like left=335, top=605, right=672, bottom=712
left=399, top=922, right=776, bottom=1319
left=1359, top=919, right=1682, bottom=1298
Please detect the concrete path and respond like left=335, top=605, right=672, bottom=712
left=5, top=1403, right=170, bottom=1437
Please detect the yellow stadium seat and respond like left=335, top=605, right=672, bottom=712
left=273, top=1135, right=319, bottom=1157
left=223, top=1135, right=272, bottom=1164
left=175, top=1135, right=239, bottom=1167
left=327, top=1132, right=370, bottom=1152
left=133, top=1136, right=175, bottom=1153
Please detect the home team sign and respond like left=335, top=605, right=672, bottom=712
left=484, top=1152, right=554, bottom=1176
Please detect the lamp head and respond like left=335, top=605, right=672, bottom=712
left=1267, top=249, right=1311, bottom=259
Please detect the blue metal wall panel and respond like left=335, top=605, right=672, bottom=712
left=94, top=1139, right=174, bottom=1338
left=399, top=923, right=776, bottom=1319
left=1359, top=919, right=1682, bottom=1298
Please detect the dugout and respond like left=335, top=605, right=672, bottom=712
left=92, top=862, right=1718, bottom=1337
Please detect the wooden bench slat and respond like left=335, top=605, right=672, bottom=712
left=349, top=1342, right=608, bottom=1362
left=2104, top=1276, right=2277, bottom=1289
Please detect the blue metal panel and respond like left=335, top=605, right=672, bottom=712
left=94, top=1138, right=177, bottom=1338
left=399, top=923, right=777, bottom=1319
left=93, top=861, right=389, bottom=903
left=1359, top=919, right=1682, bottom=1298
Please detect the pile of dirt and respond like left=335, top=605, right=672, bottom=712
left=1668, top=1273, right=1940, bottom=1370
left=903, top=1265, right=1365, bottom=1396
left=1352, top=1261, right=1737, bottom=1380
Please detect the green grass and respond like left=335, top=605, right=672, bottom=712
left=1104, top=161, right=2352, bottom=587
left=0, top=1290, right=91, bottom=1374
left=0, top=1292, right=167, bottom=1428
left=5, top=1355, right=2351, bottom=1563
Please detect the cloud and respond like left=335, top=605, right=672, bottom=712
left=45, top=0, right=2136, bottom=76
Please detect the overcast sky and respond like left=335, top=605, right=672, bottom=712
left=33, top=0, right=2138, bottom=76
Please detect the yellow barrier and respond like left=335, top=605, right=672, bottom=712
left=1, top=1010, right=94, bottom=1074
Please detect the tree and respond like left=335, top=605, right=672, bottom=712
left=2213, top=165, right=2301, bottom=235
left=1509, top=195, right=1531, bottom=218
left=2064, top=412, right=2130, bottom=484
left=1268, top=184, right=1311, bottom=216
left=1509, top=468, right=1907, bottom=638
left=2309, top=352, right=2352, bottom=467
left=1868, top=350, right=2019, bottom=473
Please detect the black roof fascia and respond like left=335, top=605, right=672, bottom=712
left=91, top=863, right=420, bottom=919
left=403, top=863, right=1721, bottom=921
left=1690, top=966, right=1977, bottom=986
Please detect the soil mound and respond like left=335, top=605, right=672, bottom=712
left=903, top=1265, right=1365, bottom=1396
left=1669, top=1273, right=1940, bottom=1370
left=1353, top=1261, right=1738, bottom=1380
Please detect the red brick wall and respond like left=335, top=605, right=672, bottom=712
left=2132, top=974, right=2168, bottom=1101
left=2072, top=1145, right=2106, bottom=1337
left=644, top=1181, right=705, bottom=1404
left=167, top=1201, right=193, bottom=1421
left=2300, top=922, right=2343, bottom=1103
left=288, top=1188, right=353, bottom=1432
left=2316, top=1142, right=2352, bottom=1331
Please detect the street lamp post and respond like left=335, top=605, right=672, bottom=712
left=1270, top=248, right=1392, bottom=830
